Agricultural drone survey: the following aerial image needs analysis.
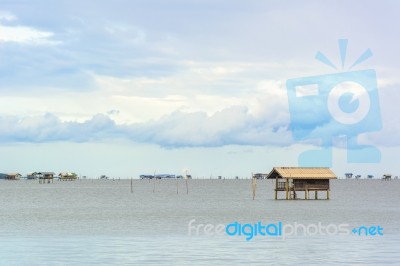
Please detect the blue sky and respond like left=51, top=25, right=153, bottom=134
left=0, top=0, right=399, bottom=178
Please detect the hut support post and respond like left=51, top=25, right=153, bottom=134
left=315, top=191, right=318, bottom=200
left=275, top=177, right=278, bottom=200
left=285, top=178, right=289, bottom=200
left=327, top=190, right=330, bottom=200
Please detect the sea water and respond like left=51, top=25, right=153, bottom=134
left=0, top=179, right=399, bottom=265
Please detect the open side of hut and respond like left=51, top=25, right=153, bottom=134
left=267, top=167, right=337, bottom=200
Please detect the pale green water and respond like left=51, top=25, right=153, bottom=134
left=0, top=179, right=399, bottom=265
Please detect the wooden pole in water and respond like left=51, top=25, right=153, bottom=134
left=176, top=179, right=179, bottom=194
left=254, top=180, right=257, bottom=200
left=285, top=178, right=289, bottom=200
left=153, top=171, right=156, bottom=193
left=292, top=182, right=296, bottom=200
left=252, top=178, right=253, bottom=200
left=252, top=177, right=257, bottom=200
left=185, top=178, right=188, bottom=194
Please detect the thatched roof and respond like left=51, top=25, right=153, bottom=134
left=7, top=173, right=21, bottom=176
left=267, top=167, right=337, bottom=179
left=59, top=172, right=76, bottom=177
left=38, top=172, right=55, bottom=175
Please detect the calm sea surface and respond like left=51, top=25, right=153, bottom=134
left=0, top=179, right=399, bottom=265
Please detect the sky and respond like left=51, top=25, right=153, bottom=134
left=0, top=0, right=399, bottom=178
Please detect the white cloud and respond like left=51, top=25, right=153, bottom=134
left=0, top=24, right=60, bottom=45
left=0, top=104, right=292, bottom=148
left=125, top=105, right=291, bottom=147
left=0, top=11, right=60, bottom=45
left=0, top=113, right=117, bottom=142
left=0, top=11, right=17, bottom=21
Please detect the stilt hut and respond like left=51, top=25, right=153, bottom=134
left=253, top=173, right=268, bottom=179
left=58, top=172, right=78, bottom=181
left=38, top=172, right=55, bottom=183
left=267, top=167, right=337, bottom=200
left=345, top=173, right=353, bottom=179
left=6, top=173, right=21, bottom=180
left=27, top=172, right=39, bottom=179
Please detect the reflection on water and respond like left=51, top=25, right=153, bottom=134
left=0, top=179, right=399, bottom=264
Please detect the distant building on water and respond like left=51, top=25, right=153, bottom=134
left=267, top=167, right=337, bottom=200
left=0, top=173, right=21, bottom=180
left=59, top=172, right=78, bottom=181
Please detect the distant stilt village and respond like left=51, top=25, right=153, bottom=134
left=0, top=170, right=397, bottom=181
left=0, top=167, right=398, bottom=201
left=0, top=172, right=78, bottom=182
left=139, top=174, right=192, bottom=179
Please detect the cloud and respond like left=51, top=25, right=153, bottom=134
left=0, top=81, right=397, bottom=149
left=0, top=113, right=117, bottom=142
left=0, top=11, right=17, bottom=21
left=0, top=1, right=399, bottom=152
left=0, top=11, right=60, bottom=46
left=0, top=104, right=291, bottom=147
left=0, top=25, right=54, bottom=44
left=124, top=106, right=290, bottom=147
left=358, top=84, right=400, bottom=147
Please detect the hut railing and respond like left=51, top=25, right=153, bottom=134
left=295, top=184, right=329, bottom=190
left=277, top=181, right=286, bottom=190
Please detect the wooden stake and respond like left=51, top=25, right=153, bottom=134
left=285, top=178, right=289, bottom=200
left=252, top=178, right=257, bottom=200
left=130, top=177, right=133, bottom=193
left=176, top=179, right=179, bottom=194
left=185, top=179, right=188, bottom=194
